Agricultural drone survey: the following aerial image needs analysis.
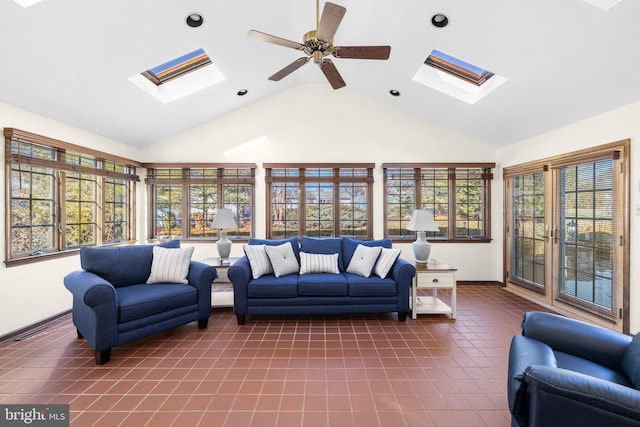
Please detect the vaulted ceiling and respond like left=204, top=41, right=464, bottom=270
left=1, top=0, right=639, bottom=148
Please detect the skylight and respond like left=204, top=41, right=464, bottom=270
left=142, top=48, right=212, bottom=86
left=129, top=48, right=224, bottom=103
left=412, top=49, right=506, bottom=104
left=582, top=0, right=622, bottom=10
left=13, top=0, right=46, bottom=7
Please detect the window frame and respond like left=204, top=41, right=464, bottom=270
left=382, top=163, right=495, bottom=243
left=144, top=163, right=256, bottom=241
left=264, top=163, right=374, bottom=239
left=5, top=128, right=139, bottom=267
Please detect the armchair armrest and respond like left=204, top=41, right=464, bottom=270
left=64, top=270, right=117, bottom=309
left=522, top=311, right=632, bottom=370
left=523, top=365, right=640, bottom=426
left=228, top=257, right=251, bottom=314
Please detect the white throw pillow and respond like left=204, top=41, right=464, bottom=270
left=299, top=252, right=340, bottom=274
left=147, top=245, right=194, bottom=284
left=264, top=242, right=300, bottom=278
left=243, top=244, right=273, bottom=279
left=374, top=248, right=402, bottom=278
left=346, top=244, right=382, bottom=278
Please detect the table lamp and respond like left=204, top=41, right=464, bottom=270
left=211, top=208, right=237, bottom=264
left=406, top=209, right=440, bottom=263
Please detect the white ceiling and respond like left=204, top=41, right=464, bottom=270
left=1, top=0, right=639, bottom=148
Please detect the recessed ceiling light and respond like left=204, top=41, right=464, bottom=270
left=431, top=13, right=449, bottom=28
left=389, top=89, right=400, bottom=97
left=186, top=13, right=204, bottom=28
left=237, top=89, right=248, bottom=96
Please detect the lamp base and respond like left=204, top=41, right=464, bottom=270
left=412, top=231, right=432, bottom=263
left=217, top=229, right=232, bottom=261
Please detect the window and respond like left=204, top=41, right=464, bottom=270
left=265, top=164, right=374, bottom=239
left=5, top=128, right=139, bottom=266
left=504, top=140, right=630, bottom=332
left=425, top=50, right=494, bottom=87
left=144, top=164, right=256, bottom=240
left=383, top=163, right=495, bottom=242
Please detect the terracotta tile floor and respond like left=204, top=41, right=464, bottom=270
left=0, top=285, right=546, bottom=426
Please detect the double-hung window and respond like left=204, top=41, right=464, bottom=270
left=383, top=163, right=495, bottom=242
left=5, top=128, right=139, bottom=266
left=144, top=164, right=256, bottom=240
left=265, top=164, right=374, bottom=239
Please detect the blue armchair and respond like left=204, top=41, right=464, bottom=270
left=508, top=311, right=640, bottom=427
left=64, top=240, right=217, bottom=364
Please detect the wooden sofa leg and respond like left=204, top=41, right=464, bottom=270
left=398, top=312, right=408, bottom=322
left=236, top=315, right=246, bottom=325
left=198, top=318, right=209, bottom=329
left=95, top=349, right=111, bottom=365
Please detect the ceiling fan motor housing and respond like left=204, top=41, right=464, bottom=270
left=304, top=30, right=333, bottom=64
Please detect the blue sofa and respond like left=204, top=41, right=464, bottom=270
left=228, top=236, right=416, bottom=325
left=64, top=240, right=217, bottom=364
left=508, top=311, right=640, bottom=427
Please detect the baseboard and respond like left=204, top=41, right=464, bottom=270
left=0, top=310, right=71, bottom=344
left=457, top=280, right=504, bottom=286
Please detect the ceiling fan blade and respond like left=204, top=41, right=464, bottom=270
left=320, top=59, right=346, bottom=90
left=247, top=30, right=304, bottom=50
left=333, top=46, right=391, bottom=60
left=316, top=2, right=346, bottom=43
left=268, top=57, right=311, bottom=81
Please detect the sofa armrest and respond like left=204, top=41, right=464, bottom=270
left=187, top=261, right=217, bottom=317
left=389, top=257, right=415, bottom=312
left=228, top=257, right=251, bottom=314
left=523, top=365, right=640, bottom=426
left=64, top=270, right=117, bottom=309
left=522, top=311, right=632, bottom=370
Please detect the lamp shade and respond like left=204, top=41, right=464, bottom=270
left=211, top=208, right=237, bottom=229
left=406, top=209, right=439, bottom=232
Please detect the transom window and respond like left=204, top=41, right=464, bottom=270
left=383, top=163, right=494, bottom=242
left=5, top=128, right=139, bottom=266
left=144, top=164, right=255, bottom=240
left=265, top=164, right=374, bottom=239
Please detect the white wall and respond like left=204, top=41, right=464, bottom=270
left=497, top=100, right=640, bottom=333
left=142, top=83, right=502, bottom=283
left=0, top=101, right=144, bottom=336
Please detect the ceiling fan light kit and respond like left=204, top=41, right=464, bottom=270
left=247, top=1, right=391, bottom=90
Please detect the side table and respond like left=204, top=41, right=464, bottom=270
left=411, top=259, right=457, bottom=320
left=202, top=257, right=239, bottom=307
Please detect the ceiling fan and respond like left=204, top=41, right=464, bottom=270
left=247, top=1, right=391, bottom=90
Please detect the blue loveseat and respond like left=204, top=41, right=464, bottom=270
left=508, top=311, right=640, bottom=427
left=228, top=236, right=416, bottom=325
left=64, top=240, right=217, bottom=364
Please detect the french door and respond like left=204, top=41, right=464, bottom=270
left=504, top=140, right=629, bottom=332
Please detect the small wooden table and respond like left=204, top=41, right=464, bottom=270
left=411, top=259, right=457, bottom=320
left=202, top=257, right=239, bottom=307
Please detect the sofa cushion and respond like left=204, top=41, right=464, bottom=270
left=374, top=248, right=402, bottom=278
left=147, top=245, right=194, bottom=284
left=117, top=283, right=197, bottom=322
left=298, top=273, right=348, bottom=296
left=249, top=237, right=300, bottom=263
left=621, top=333, right=640, bottom=388
left=265, top=242, right=300, bottom=278
left=346, top=273, right=397, bottom=296
left=243, top=244, right=273, bottom=279
left=80, top=240, right=180, bottom=287
left=342, top=237, right=392, bottom=267
left=248, top=274, right=299, bottom=298
left=300, top=237, right=344, bottom=271
left=555, top=351, right=634, bottom=388
left=346, top=244, right=382, bottom=278
left=299, top=252, right=340, bottom=274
